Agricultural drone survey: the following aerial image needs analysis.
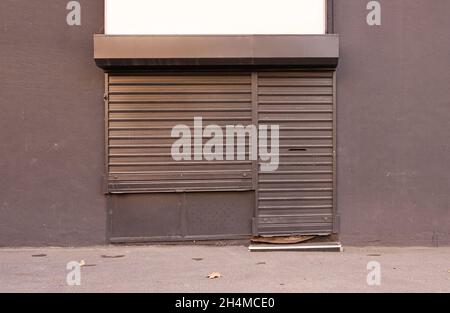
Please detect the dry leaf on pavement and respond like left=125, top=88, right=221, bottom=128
left=207, top=272, right=222, bottom=279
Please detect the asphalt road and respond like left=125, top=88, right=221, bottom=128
left=0, top=245, right=449, bottom=292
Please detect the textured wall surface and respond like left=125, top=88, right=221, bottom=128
left=0, top=1, right=106, bottom=246
left=0, top=0, right=448, bottom=246
left=335, top=0, right=450, bottom=245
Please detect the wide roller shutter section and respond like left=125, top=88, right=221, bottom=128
left=255, top=70, right=335, bottom=236
left=107, top=73, right=253, bottom=193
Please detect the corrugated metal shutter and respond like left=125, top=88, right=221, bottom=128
left=254, top=70, right=335, bottom=235
left=105, top=70, right=336, bottom=236
left=106, top=73, right=253, bottom=193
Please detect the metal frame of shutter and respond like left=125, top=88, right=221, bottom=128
left=104, top=69, right=337, bottom=235
left=105, top=72, right=254, bottom=193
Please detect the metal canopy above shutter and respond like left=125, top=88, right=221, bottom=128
left=94, top=35, right=339, bottom=69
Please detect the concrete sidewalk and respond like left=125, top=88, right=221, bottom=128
left=0, top=245, right=449, bottom=293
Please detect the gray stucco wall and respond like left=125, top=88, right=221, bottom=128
left=0, top=1, right=106, bottom=246
left=0, top=0, right=448, bottom=246
left=335, top=0, right=450, bottom=245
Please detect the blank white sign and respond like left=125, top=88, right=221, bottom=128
left=105, top=0, right=326, bottom=35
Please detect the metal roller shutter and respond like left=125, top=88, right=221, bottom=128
left=106, top=72, right=254, bottom=193
left=105, top=70, right=336, bottom=236
left=254, top=70, right=336, bottom=236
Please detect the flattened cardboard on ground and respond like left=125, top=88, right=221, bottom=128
left=251, top=235, right=316, bottom=244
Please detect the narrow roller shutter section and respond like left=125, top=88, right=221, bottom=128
left=107, top=73, right=253, bottom=193
left=255, top=70, right=335, bottom=235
